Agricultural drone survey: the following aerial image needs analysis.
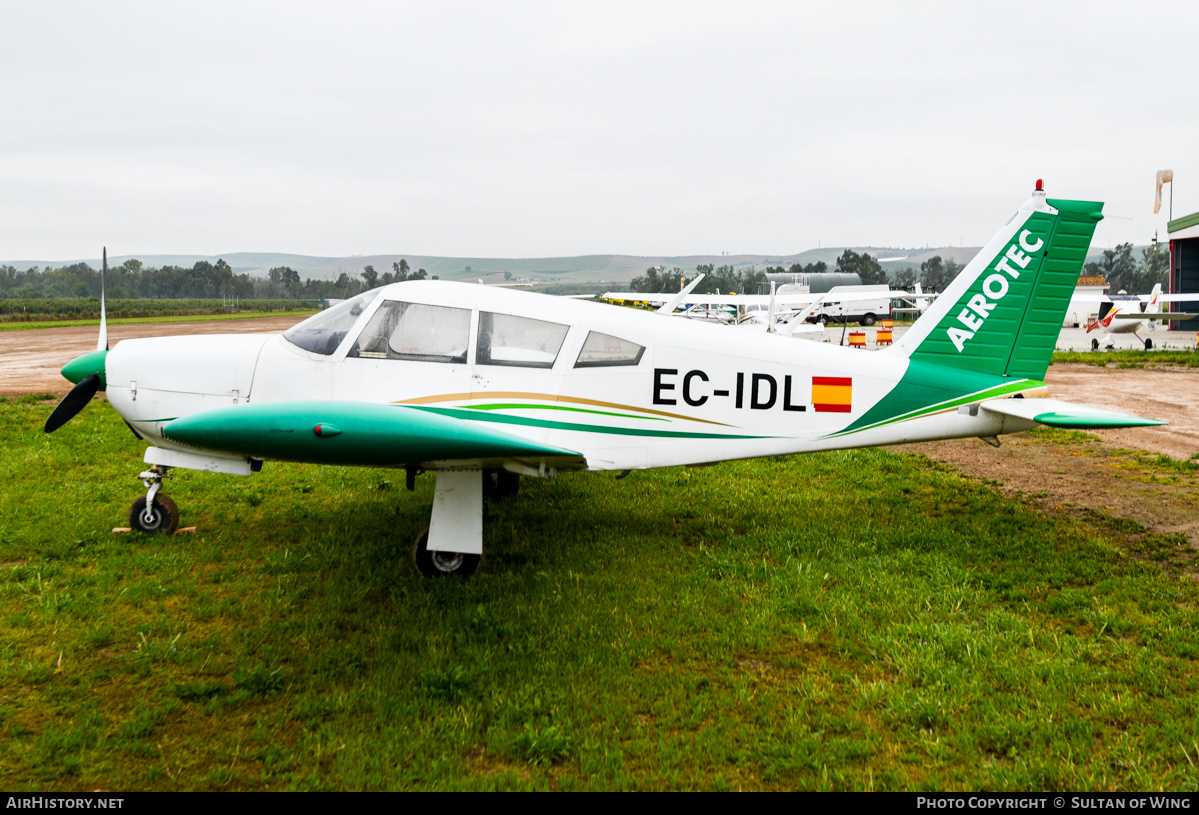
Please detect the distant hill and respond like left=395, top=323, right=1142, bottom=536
left=3, top=245, right=1146, bottom=285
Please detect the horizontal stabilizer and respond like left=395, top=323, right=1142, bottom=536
left=979, top=398, right=1166, bottom=429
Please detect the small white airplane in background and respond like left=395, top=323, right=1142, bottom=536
left=45, top=183, right=1166, bottom=577
left=603, top=283, right=912, bottom=331
left=893, top=283, right=937, bottom=315
left=1083, top=284, right=1199, bottom=349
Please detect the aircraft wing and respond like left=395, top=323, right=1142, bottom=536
left=1070, top=292, right=1199, bottom=304
left=892, top=292, right=938, bottom=312
left=601, top=291, right=657, bottom=302
left=161, top=401, right=589, bottom=471
left=603, top=292, right=820, bottom=307
left=1111, top=312, right=1196, bottom=321
left=978, top=398, right=1166, bottom=429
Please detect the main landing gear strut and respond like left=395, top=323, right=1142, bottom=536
left=412, top=470, right=485, bottom=578
left=410, top=468, right=524, bottom=578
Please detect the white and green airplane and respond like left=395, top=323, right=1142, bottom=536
left=46, top=182, right=1164, bottom=576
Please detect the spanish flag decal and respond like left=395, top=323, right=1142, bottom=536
left=812, top=376, right=852, bottom=413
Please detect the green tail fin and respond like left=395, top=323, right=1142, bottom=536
left=892, top=190, right=1103, bottom=381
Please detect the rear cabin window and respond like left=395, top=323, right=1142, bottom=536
left=477, top=312, right=568, bottom=369
left=348, top=301, right=470, bottom=363
left=574, top=331, right=645, bottom=368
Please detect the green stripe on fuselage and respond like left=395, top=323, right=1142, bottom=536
left=828, top=359, right=1041, bottom=438
left=410, top=406, right=768, bottom=440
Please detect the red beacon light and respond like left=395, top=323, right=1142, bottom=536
left=1035, top=179, right=1044, bottom=192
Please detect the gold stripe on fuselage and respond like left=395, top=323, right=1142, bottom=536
left=394, top=391, right=733, bottom=427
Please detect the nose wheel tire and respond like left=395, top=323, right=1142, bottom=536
left=129, top=494, right=180, bottom=535
left=412, top=526, right=482, bottom=578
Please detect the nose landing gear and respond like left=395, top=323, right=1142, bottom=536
left=130, top=466, right=179, bottom=535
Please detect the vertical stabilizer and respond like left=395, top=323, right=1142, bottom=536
left=890, top=185, right=1103, bottom=381
left=1147, top=283, right=1163, bottom=314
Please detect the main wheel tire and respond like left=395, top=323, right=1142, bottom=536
left=1144, top=338, right=1153, bottom=351
left=129, top=494, right=179, bottom=535
left=412, top=526, right=482, bottom=578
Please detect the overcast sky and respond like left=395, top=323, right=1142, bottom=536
left=2, top=1, right=1196, bottom=261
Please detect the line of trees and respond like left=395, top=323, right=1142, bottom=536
left=628, top=264, right=766, bottom=295
left=5, top=244, right=1170, bottom=303
left=630, top=253, right=892, bottom=295
left=884, top=242, right=1170, bottom=294
left=1083, top=243, right=1168, bottom=294
left=358, top=260, right=430, bottom=290
left=0, top=257, right=433, bottom=301
left=890, top=256, right=965, bottom=292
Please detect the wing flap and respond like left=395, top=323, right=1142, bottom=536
left=979, top=397, right=1166, bottom=429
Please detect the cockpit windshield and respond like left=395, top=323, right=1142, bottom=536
left=282, top=290, right=381, bottom=355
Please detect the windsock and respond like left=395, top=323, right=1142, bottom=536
left=1155, top=169, right=1174, bottom=214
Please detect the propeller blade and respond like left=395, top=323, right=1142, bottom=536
left=98, top=247, right=108, bottom=352
left=44, top=374, right=101, bottom=433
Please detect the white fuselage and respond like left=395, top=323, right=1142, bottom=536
left=105, top=281, right=1030, bottom=472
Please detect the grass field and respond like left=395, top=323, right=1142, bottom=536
left=1050, top=350, right=1199, bottom=369
left=2, top=397, right=1198, bottom=791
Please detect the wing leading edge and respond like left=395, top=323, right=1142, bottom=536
left=162, top=401, right=588, bottom=471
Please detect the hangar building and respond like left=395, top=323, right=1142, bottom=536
left=1169, top=211, right=1199, bottom=330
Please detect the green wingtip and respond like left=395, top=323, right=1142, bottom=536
left=61, top=350, right=108, bottom=390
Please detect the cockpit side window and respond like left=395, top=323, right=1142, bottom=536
left=348, top=301, right=470, bottom=363
left=574, top=331, right=645, bottom=368
left=477, top=312, right=568, bottom=369
left=282, top=289, right=380, bottom=355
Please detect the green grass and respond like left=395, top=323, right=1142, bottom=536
left=1051, top=349, right=1199, bottom=368
left=2, top=400, right=1198, bottom=790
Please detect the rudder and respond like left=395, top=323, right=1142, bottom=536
left=891, top=186, right=1103, bottom=382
